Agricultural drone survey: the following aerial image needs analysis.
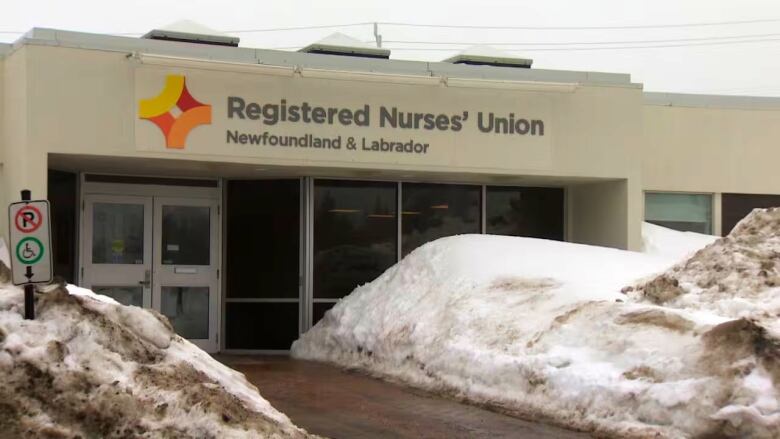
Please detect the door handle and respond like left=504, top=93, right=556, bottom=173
left=139, top=270, right=151, bottom=287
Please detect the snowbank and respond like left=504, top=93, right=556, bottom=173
left=641, top=221, right=718, bottom=261
left=634, top=209, right=780, bottom=318
left=0, top=271, right=313, bottom=438
left=293, top=223, right=779, bottom=437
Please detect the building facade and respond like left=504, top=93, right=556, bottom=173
left=2, top=29, right=779, bottom=353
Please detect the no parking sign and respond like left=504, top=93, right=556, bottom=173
left=8, top=199, right=52, bottom=285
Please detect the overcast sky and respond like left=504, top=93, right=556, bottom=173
left=4, top=0, right=780, bottom=96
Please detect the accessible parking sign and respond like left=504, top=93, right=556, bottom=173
left=8, top=200, right=52, bottom=285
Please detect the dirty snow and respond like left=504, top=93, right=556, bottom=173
left=0, top=262, right=313, bottom=438
left=633, top=209, right=780, bottom=318
left=293, top=211, right=780, bottom=438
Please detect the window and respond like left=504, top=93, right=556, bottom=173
left=48, top=170, right=77, bottom=283
left=226, top=180, right=300, bottom=299
left=401, top=183, right=481, bottom=255
left=722, top=193, right=780, bottom=236
left=645, top=193, right=712, bottom=234
left=313, top=180, right=398, bottom=300
left=161, top=206, right=210, bottom=265
left=92, top=203, right=145, bottom=264
left=225, top=180, right=301, bottom=350
left=486, top=186, right=564, bottom=240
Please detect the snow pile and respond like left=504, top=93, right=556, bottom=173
left=641, top=221, right=718, bottom=261
left=0, top=269, right=313, bottom=438
left=293, top=224, right=779, bottom=437
left=634, top=208, right=780, bottom=317
left=0, top=238, right=10, bottom=269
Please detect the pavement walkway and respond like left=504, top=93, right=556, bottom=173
left=219, top=355, right=590, bottom=439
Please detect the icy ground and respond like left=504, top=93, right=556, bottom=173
left=293, top=215, right=780, bottom=438
left=0, top=261, right=313, bottom=438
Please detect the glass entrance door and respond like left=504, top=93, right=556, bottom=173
left=82, top=194, right=219, bottom=352
left=153, top=197, right=219, bottom=353
left=83, top=195, right=153, bottom=308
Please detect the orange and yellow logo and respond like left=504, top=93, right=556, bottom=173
left=138, top=75, right=211, bottom=149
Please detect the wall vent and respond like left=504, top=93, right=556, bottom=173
left=142, top=20, right=239, bottom=47
left=443, top=45, right=532, bottom=68
left=299, top=32, right=390, bottom=59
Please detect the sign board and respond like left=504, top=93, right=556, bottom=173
left=8, top=200, right=52, bottom=285
left=135, top=68, right=555, bottom=171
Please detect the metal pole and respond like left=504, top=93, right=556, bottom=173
left=24, top=285, right=34, bottom=320
left=20, top=189, right=34, bottom=320
left=373, top=22, right=382, bottom=48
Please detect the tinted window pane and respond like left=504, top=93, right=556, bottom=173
left=486, top=186, right=564, bottom=240
left=402, top=183, right=480, bottom=256
left=313, top=302, right=337, bottom=326
left=161, top=206, right=210, bottom=265
left=226, top=180, right=300, bottom=299
left=93, top=286, right=143, bottom=307
left=161, top=286, right=209, bottom=339
left=645, top=193, right=712, bottom=234
left=225, top=302, right=299, bottom=350
left=314, top=180, right=397, bottom=299
left=722, top=193, right=780, bottom=236
left=92, top=203, right=145, bottom=264
left=48, top=170, right=77, bottom=283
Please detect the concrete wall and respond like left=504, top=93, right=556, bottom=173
left=568, top=180, right=637, bottom=250
left=20, top=45, right=644, bottom=182
left=0, top=43, right=648, bottom=250
left=643, top=100, right=780, bottom=195
left=0, top=54, right=5, bottom=244
left=1, top=48, right=40, bottom=245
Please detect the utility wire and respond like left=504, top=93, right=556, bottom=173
left=386, top=37, right=780, bottom=52
left=0, top=22, right=373, bottom=36
left=4, top=16, right=780, bottom=36
left=382, top=32, right=780, bottom=46
left=273, top=36, right=780, bottom=52
left=377, top=18, right=780, bottom=30
left=225, top=22, right=373, bottom=33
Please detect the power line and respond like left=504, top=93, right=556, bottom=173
left=382, top=32, right=780, bottom=47
left=273, top=36, right=780, bottom=52
left=4, top=15, right=780, bottom=36
left=0, top=22, right=373, bottom=36
left=377, top=18, right=780, bottom=31
left=226, top=22, right=373, bottom=33
left=385, top=37, right=780, bottom=52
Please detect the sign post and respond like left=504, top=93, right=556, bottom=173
left=8, top=190, right=53, bottom=319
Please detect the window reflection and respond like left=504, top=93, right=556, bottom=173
left=313, top=180, right=397, bottom=300
left=645, top=192, right=712, bottom=234
left=401, top=183, right=481, bottom=255
left=161, top=286, right=209, bottom=339
left=161, top=206, right=210, bottom=265
left=92, top=203, right=144, bottom=264
left=486, top=186, right=564, bottom=240
left=226, top=180, right=300, bottom=299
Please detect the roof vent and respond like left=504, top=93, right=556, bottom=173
left=443, top=45, right=532, bottom=68
left=299, top=32, right=390, bottom=59
left=142, top=20, right=239, bottom=47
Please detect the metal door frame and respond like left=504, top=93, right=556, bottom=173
left=78, top=174, right=222, bottom=352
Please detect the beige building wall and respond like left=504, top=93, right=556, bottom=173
left=643, top=100, right=780, bottom=195
left=0, top=54, right=5, bottom=245
left=2, top=43, right=647, bottom=249
left=1, top=48, right=39, bottom=245
left=568, top=180, right=637, bottom=250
